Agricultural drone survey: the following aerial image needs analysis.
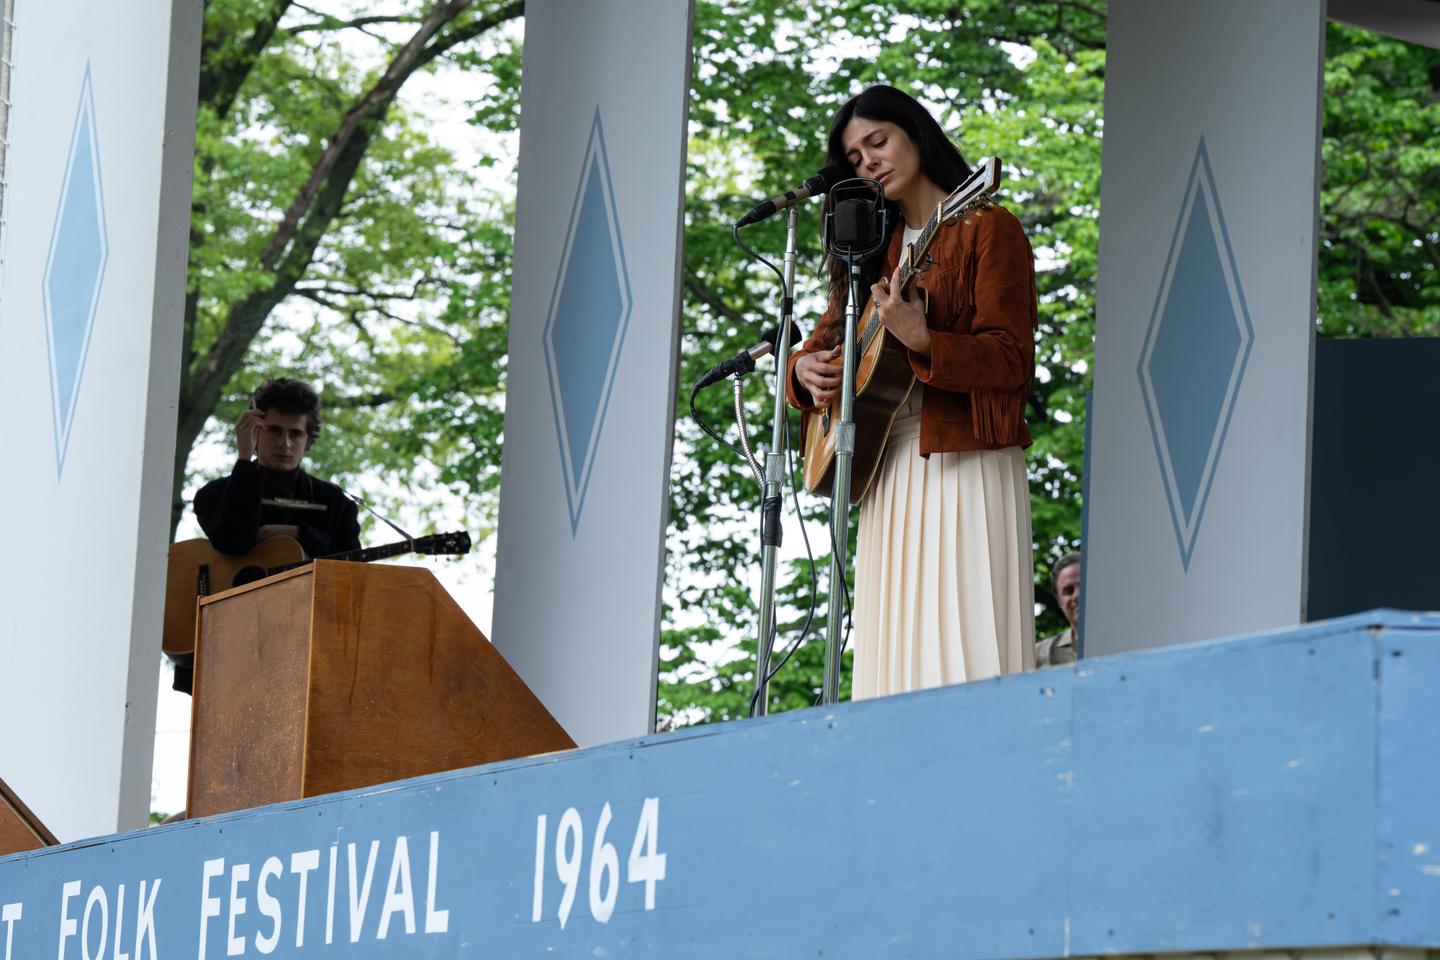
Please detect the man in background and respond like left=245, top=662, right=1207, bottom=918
left=1036, top=553, right=1080, bottom=668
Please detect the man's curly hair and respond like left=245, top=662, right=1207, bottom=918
left=252, top=378, right=322, bottom=436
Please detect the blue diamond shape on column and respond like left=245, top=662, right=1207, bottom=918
left=542, top=110, right=632, bottom=534
left=1138, top=137, right=1253, bottom=570
left=42, top=65, right=109, bottom=477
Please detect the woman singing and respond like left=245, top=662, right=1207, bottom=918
left=788, top=85, right=1038, bottom=699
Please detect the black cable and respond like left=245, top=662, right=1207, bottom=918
left=686, top=224, right=788, bottom=455
left=732, top=223, right=787, bottom=289
left=689, top=379, right=743, bottom=457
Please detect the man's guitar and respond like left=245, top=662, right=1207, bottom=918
left=162, top=531, right=472, bottom=659
left=801, top=156, right=1002, bottom=502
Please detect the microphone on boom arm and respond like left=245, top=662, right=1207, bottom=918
left=734, top=163, right=851, bottom=228
left=695, top=321, right=804, bottom=390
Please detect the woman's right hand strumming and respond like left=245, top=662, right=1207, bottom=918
left=795, top=345, right=844, bottom=407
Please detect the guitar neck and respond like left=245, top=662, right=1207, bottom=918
left=324, top=540, right=414, bottom=564
left=856, top=208, right=944, bottom=351
left=262, top=539, right=415, bottom=577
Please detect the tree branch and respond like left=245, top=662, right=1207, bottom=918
left=199, top=0, right=293, bottom=120
left=258, top=0, right=478, bottom=271
left=288, top=4, right=421, bottom=34
left=684, top=271, right=749, bottom=328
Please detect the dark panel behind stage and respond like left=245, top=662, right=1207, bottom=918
left=1309, top=336, right=1440, bottom=620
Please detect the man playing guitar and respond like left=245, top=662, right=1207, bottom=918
left=171, top=378, right=360, bottom=694
left=194, top=377, right=361, bottom=560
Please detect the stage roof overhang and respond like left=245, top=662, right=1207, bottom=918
left=1328, top=0, right=1440, bottom=49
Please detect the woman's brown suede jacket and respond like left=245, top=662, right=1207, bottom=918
left=786, top=202, right=1037, bottom=455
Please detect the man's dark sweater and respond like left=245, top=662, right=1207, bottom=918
left=194, top=460, right=362, bottom=558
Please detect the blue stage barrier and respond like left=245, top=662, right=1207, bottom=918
left=1, top=611, right=1437, bottom=958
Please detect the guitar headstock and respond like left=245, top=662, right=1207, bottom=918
left=940, top=156, right=1002, bottom=224
left=415, top=531, right=473, bottom=557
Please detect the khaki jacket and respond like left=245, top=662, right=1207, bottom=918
left=787, top=202, right=1037, bottom=454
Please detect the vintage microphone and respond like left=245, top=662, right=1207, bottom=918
left=734, top=163, right=850, bottom=228
left=694, top=321, right=803, bottom=390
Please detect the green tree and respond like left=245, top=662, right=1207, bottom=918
left=1320, top=24, right=1440, bottom=338
left=177, top=0, right=523, bottom=533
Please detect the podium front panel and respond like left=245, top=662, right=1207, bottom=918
left=188, top=568, right=313, bottom=816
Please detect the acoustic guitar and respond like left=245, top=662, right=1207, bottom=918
left=162, top=531, right=472, bottom=659
left=801, top=156, right=1002, bottom=502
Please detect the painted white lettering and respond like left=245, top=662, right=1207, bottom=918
left=346, top=840, right=380, bottom=944
left=425, top=831, right=449, bottom=934
left=588, top=803, right=619, bottom=923
left=3, top=902, right=22, bottom=960
left=81, top=886, right=108, bottom=960
left=376, top=837, right=414, bottom=939
left=226, top=863, right=250, bottom=957
left=133, top=881, right=160, bottom=960
left=254, top=857, right=283, bottom=955
left=110, top=885, right=129, bottom=960
left=197, top=859, right=224, bottom=960
left=325, top=845, right=337, bottom=946
left=627, top=797, right=668, bottom=910
left=289, top=851, right=319, bottom=949
left=555, top=808, right=583, bottom=930
left=531, top=816, right=546, bottom=924
left=58, top=880, right=82, bottom=960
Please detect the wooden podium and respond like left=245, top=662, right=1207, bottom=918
left=0, top=776, right=58, bottom=856
left=188, top=560, right=574, bottom=818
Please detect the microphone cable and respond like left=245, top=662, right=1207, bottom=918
left=685, top=223, right=787, bottom=458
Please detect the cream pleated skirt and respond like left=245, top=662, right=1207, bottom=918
left=851, top=392, right=1036, bottom=700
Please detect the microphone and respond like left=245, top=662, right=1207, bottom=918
left=696, top=322, right=803, bottom=389
left=735, top=164, right=850, bottom=228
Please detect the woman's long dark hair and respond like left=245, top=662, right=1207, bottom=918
left=821, top=85, right=972, bottom=330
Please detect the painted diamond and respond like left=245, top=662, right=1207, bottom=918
left=42, top=66, right=108, bottom=477
left=542, top=110, right=632, bottom=533
left=1138, top=137, right=1253, bottom=570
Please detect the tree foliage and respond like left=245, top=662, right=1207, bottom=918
left=1320, top=25, right=1440, bottom=337
left=179, top=0, right=523, bottom=531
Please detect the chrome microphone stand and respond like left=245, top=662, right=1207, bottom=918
left=751, top=205, right=801, bottom=717
left=820, top=181, right=888, bottom=705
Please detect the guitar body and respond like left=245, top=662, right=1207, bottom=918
left=801, top=309, right=918, bottom=503
left=163, top=537, right=306, bottom=659
left=162, top=530, right=472, bottom=660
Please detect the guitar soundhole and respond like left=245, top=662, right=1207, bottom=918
left=232, top=565, right=266, bottom=588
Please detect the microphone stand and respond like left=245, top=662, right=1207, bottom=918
left=820, top=182, right=888, bottom=705
left=751, top=205, right=800, bottom=717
